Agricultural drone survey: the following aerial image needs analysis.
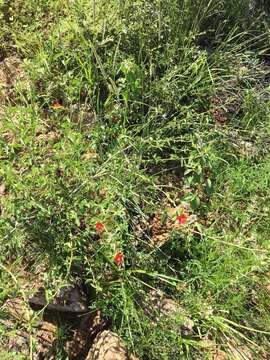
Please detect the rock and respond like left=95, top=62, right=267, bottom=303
left=33, top=321, right=57, bottom=360
left=65, top=310, right=108, bottom=359
left=139, top=289, right=194, bottom=334
left=2, top=318, right=29, bottom=355
left=0, top=67, right=8, bottom=101
left=8, top=330, right=29, bottom=356
left=4, top=297, right=30, bottom=322
left=35, top=131, right=61, bottom=144
left=7, top=323, right=57, bottom=360
left=4, top=283, right=139, bottom=360
left=28, top=285, right=88, bottom=313
left=141, top=289, right=178, bottom=316
left=0, top=56, right=24, bottom=104
left=86, top=330, right=138, bottom=360
left=3, top=278, right=107, bottom=359
left=4, top=297, right=57, bottom=359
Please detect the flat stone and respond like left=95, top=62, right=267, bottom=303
left=86, top=331, right=138, bottom=360
left=29, top=285, right=88, bottom=313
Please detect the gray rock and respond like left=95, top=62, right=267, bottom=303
left=28, top=285, right=88, bottom=313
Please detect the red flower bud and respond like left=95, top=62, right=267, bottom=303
left=114, top=252, right=124, bottom=266
left=95, top=221, right=105, bottom=232
left=177, top=213, right=188, bottom=225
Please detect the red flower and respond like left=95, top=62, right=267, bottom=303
left=95, top=221, right=105, bottom=233
left=177, top=213, right=188, bottom=225
left=114, top=252, right=124, bottom=266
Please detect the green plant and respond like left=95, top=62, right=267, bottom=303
left=0, top=0, right=270, bottom=358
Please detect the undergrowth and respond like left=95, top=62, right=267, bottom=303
left=0, top=0, right=270, bottom=359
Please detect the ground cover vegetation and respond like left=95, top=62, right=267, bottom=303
left=0, top=0, right=270, bottom=359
